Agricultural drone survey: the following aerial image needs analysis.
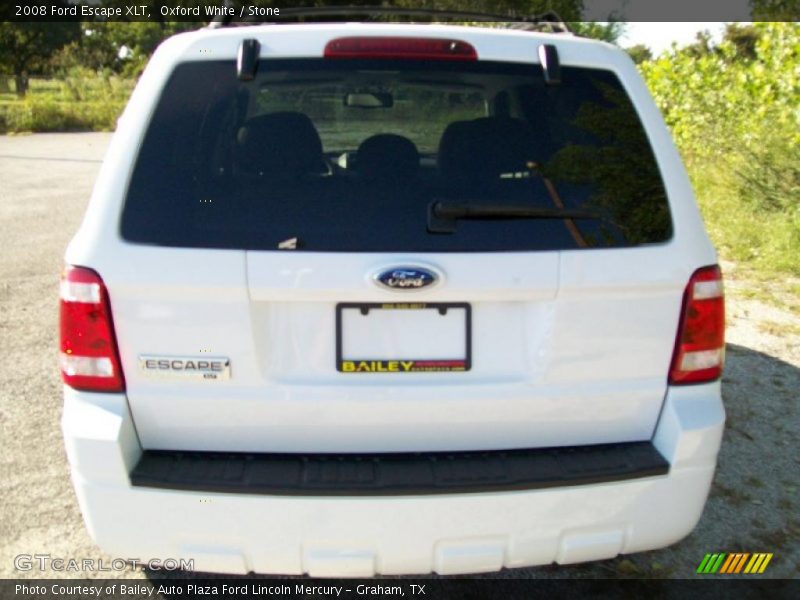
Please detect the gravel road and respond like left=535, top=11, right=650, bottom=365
left=0, top=133, right=797, bottom=580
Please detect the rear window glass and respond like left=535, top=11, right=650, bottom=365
left=121, top=59, right=672, bottom=251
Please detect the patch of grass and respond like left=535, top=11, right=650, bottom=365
left=757, top=321, right=800, bottom=338
left=725, top=275, right=800, bottom=317
left=0, top=75, right=133, bottom=134
left=0, top=99, right=124, bottom=133
left=691, top=160, right=800, bottom=281
left=649, top=561, right=673, bottom=577
left=712, top=482, right=753, bottom=506
left=614, top=558, right=640, bottom=576
left=745, top=476, right=765, bottom=489
left=735, top=287, right=776, bottom=303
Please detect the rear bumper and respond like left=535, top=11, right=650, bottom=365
left=62, top=384, right=724, bottom=576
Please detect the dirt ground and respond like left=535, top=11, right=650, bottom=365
left=0, top=133, right=797, bottom=580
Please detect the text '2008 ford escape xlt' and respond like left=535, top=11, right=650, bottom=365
left=60, top=10, right=725, bottom=576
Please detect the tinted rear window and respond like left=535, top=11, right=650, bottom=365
left=121, top=59, right=672, bottom=251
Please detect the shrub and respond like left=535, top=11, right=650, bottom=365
left=640, top=22, right=800, bottom=276
left=0, top=98, right=125, bottom=133
left=0, top=71, right=132, bottom=133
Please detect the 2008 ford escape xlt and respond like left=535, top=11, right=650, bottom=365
left=60, top=12, right=726, bottom=576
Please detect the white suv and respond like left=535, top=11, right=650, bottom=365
left=60, top=16, right=726, bottom=577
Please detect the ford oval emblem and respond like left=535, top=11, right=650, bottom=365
left=374, top=267, right=438, bottom=291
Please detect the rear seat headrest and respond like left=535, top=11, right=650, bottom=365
left=438, top=117, right=543, bottom=185
left=357, top=134, right=419, bottom=182
left=236, top=111, right=323, bottom=179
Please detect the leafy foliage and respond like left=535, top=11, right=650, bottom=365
left=640, top=22, right=799, bottom=275
left=750, top=0, right=800, bottom=20
left=626, top=44, right=653, bottom=64
left=50, top=21, right=197, bottom=79
left=569, top=21, right=625, bottom=43
left=0, top=18, right=80, bottom=96
left=0, top=75, right=132, bottom=133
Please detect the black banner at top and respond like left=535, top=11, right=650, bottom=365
left=1, top=0, right=798, bottom=23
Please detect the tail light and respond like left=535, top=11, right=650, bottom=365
left=324, top=37, right=478, bottom=61
left=59, top=266, right=125, bottom=392
left=669, top=265, right=725, bottom=385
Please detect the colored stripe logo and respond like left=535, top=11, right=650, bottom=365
left=697, top=553, right=773, bottom=574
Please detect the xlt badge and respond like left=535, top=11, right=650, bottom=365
left=138, top=356, right=231, bottom=381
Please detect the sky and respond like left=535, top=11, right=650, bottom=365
left=620, top=22, right=727, bottom=55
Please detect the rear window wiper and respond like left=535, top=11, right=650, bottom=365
left=427, top=201, right=604, bottom=234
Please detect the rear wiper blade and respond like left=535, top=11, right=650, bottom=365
left=428, top=201, right=603, bottom=234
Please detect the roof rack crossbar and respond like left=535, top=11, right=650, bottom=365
left=208, top=5, right=571, bottom=34
left=209, top=0, right=235, bottom=28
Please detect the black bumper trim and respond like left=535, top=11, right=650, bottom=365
left=130, top=442, right=668, bottom=496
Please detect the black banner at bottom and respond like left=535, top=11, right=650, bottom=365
left=3, top=578, right=798, bottom=600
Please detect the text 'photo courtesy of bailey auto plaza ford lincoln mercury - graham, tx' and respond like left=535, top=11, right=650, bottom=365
left=2, top=0, right=799, bottom=593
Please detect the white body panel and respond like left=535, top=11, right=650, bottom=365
left=62, top=23, right=724, bottom=573
left=108, top=246, right=686, bottom=452
left=65, top=24, right=715, bottom=452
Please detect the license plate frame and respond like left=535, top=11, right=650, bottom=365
left=336, top=302, right=472, bottom=373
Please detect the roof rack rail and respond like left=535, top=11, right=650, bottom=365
left=208, top=4, right=571, bottom=34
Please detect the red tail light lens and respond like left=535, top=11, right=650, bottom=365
left=324, top=37, right=478, bottom=61
left=59, top=266, right=125, bottom=392
left=669, top=265, right=725, bottom=385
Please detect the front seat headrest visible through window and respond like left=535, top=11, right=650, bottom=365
left=235, top=111, right=323, bottom=180
left=356, top=134, right=420, bottom=183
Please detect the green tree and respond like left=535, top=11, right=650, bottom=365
left=569, top=21, right=625, bottom=43
left=50, top=2, right=201, bottom=76
left=0, top=20, right=80, bottom=96
left=626, top=44, right=652, bottom=64
left=722, top=23, right=759, bottom=60
left=682, top=30, right=715, bottom=58
left=640, top=22, right=799, bottom=274
left=750, top=0, right=800, bottom=20
left=73, top=22, right=195, bottom=77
